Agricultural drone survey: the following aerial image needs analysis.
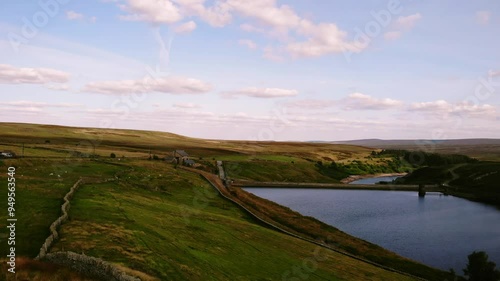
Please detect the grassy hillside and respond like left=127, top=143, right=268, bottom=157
left=0, top=122, right=373, bottom=161
left=397, top=162, right=500, bottom=206
left=0, top=157, right=420, bottom=281
left=0, top=122, right=398, bottom=183
left=0, top=123, right=454, bottom=280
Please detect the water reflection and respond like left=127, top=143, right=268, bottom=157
left=244, top=188, right=500, bottom=272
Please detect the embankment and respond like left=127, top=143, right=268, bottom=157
left=180, top=166, right=447, bottom=281
left=231, top=179, right=441, bottom=192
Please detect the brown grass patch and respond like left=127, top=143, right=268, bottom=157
left=113, top=263, right=161, bottom=281
left=0, top=257, right=98, bottom=281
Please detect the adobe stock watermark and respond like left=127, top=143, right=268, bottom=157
left=281, top=237, right=337, bottom=281
left=179, top=185, right=218, bottom=225
left=404, top=71, right=498, bottom=168
left=8, top=0, right=71, bottom=53
left=343, top=0, right=403, bottom=63
left=50, top=27, right=175, bottom=175
left=249, top=106, right=293, bottom=142
left=226, top=105, right=294, bottom=179
left=420, top=72, right=496, bottom=154
left=108, top=27, right=174, bottom=121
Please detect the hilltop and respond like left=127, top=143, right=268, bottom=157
left=331, top=139, right=500, bottom=161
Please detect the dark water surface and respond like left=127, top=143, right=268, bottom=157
left=244, top=187, right=500, bottom=272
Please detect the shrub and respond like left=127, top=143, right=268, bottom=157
left=464, top=251, right=500, bottom=281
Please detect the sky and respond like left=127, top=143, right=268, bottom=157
left=0, top=0, right=499, bottom=141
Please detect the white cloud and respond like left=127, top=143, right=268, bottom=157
left=117, top=0, right=232, bottom=27
left=229, top=0, right=367, bottom=58
left=82, top=76, right=212, bottom=95
left=395, top=13, right=422, bottom=29
left=488, top=70, right=500, bottom=78
left=238, top=39, right=257, bottom=50
left=476, top=11, right=491, bottom=25
left=173, top=0, right=232, bottom=27
left=66, top=10, right=96, bottom=23
left=343, top=93, right=403, bottom=110
left=173, top=102, right=201, bottom=108
left=0, top=64, right=70, bottom=84
left=66, top=10, right=84, bottom=20
left=384, top=13, right=422, bottom=41
left=222, top=87, right=298, bottom=98
left=410, top=100, right=449, bottom=112
left=118, top=0, right=183, bottom=24
left=287, top=21, right=366, bottom=58
left=226, top=0, right=301, bottom=31
left=83, top=79, right=138, bottom=95
left=173, top=21, right=197, bottom=34
left=284, top=99, right=336, bottom=110
left=230, top=1, right=369, bottom=58
left=45, top=84, right=71, bottom=91
left=0, top=100, right=80, bottom=108
left=453, top=103, right=496, bottom=117
left=409, top=100, right=496, bottom=118
left=115, top=0, right=367, bottom=59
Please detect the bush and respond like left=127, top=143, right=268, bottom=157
left=464, top=251, right=500, bottom=281
left=110, top=153, right=116, bottom=158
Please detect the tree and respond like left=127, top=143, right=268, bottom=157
left=110, top=153, right=116, bottom=158
left=463, top=251, right=500, bottom=281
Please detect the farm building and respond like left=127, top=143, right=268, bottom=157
left=168, top=150, right=197, bottom=166
left=173, top=150, right=189, bottom=164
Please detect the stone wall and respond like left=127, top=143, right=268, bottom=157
left=34, top=178, right=141, bottom=280
left=36, top=178, right=83, bottom=260
left=43, top=251, right=140, bottom=281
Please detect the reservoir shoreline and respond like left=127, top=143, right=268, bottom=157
left=231, top=173, right=438, bottom=192
left=340, top=173, right=407, bottom=184
left=243, top=187, right=500, bottom=272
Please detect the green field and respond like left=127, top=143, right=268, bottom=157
left=0, top=158, right=422, bottom=280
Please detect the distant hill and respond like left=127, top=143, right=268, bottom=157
left=331, top=138, right=500, bottom=146
left=330, top=139, right=500, bottom=161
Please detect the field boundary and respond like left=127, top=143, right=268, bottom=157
left=35, top=178, right=83, bottom=260
left=43, top=251, right=140, bottom=281
left=34, top=178, right=141, bottom=280
left=180, top=166, right=428, bottom=281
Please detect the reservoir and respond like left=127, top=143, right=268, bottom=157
left=244, top=186, right=500, bottom=272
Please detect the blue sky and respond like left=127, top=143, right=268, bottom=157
left=0, top=0, right=499, bottom=141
